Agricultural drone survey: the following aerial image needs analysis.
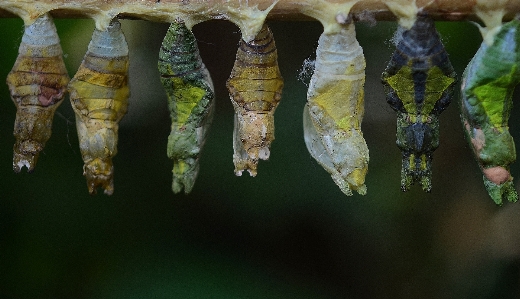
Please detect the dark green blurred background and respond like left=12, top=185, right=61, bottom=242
left=0, top=17, right=519, bottom=298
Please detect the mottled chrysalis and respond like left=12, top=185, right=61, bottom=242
left=381, top=15, right=456, bottom=192
left=6, top=13, right=70, bottom=172
left=158, top=21, right=215, bottom=194
left=303, top=22, right=369, bottom=196
left=226, top=24, right=284, bottom=177
left=68, top=19, right=130, bottom=195
left=461, top=19, right=520, bottom=205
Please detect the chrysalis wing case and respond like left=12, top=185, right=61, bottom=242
left=303, top=22, right=369, bottom=196
left=6, top=13, right=70, bottom=173
left=68, top=19, right=130, bottom=195
left=381, top=15, right=456, bottom=192
left=461, top=19, right=520, bottom=205
left=158, top=21, right=215, bottom=194
left=226, top=24, right=284, bottom=177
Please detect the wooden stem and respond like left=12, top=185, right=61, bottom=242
left=0, top=0, right=519, bottom=22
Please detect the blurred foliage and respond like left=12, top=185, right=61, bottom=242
left=0, top=16, right=519, bottom=299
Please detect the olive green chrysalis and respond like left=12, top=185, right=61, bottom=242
left=158, top=21, right=215, bottom=194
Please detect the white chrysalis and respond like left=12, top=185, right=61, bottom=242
left=303, top=23, right=369, bottom=196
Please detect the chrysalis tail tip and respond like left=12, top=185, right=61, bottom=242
left=171, top=177, right=195, bottom=195
left=233, top=164, right=258, bottom=177
left=400, top=176, right=432, bottom=192
left=86, top=177, right=114, bottom=196
left=355, top=184, right=367, bottom=196
left=13, top=155, right=37, bottom=173
left=83, top=161, right=114, bottom=196
left=172, top=190, right=192, bottom=195
left=171, top=161, right=198, bottom=194
left=338, top=184, right=367, bottom=196
left=233, top=153, right=259, bottom=177
left=234, top=165, right=258, bottom=177
left=171, top=182, right=184, bottom=195
left=421, top=177, right=432, bottom=193
left=483, top=177, right=518, bottom=205
left=340, top=189, right=353, bottom=196
left=13, top=147, right=41, bottom=173
left=334, top=175, right=367, bottom=197
left=400, top=158, right=433, bottom=193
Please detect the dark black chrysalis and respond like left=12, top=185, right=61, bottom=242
left=381, top=15, right=456, bottom=192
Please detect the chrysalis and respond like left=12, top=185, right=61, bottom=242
left=226, top=24, right=284, bottom=176
left=303, top=22, right=369, bottom=196
left=461, top=19, right=520, bottom=205
left=158, top=21, right=215, bottom=194
left=381, top=15, right=456, bottom=192
left=68, top=19, right=130, bottom=195
left=6, top=13, right=69, bottom=172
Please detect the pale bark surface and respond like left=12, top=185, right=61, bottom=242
left=0, top=0, right=519, bottom=22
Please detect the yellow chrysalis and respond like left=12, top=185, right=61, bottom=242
left=68, top=19, right=130, bottom=195
left=6, top=13, right=69, bottom=172
left=226, top=24, right=284, bottom=177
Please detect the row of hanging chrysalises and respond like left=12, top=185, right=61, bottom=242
left=3, top=1, right=519, bottom=205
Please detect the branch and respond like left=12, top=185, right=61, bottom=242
left=0, top=0, right=519, bottom=23
left=0, top=0, right=518, bottom=41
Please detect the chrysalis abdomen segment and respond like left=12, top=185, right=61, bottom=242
left=6, top=13, right=69, bottom=172
left=226, top=24, right=284, bottom=176
left=382, top=15, right=456, bottom=192
left=461, top=19, right=520, bottom=205
left=303, top=23, right=369, bottom=196
left=68, top=20, right=130, bottom=195
left=158, top=21, right=215, bottom=194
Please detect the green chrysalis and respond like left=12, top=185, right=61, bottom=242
left=461, top=19, right=520, bottom=205
left=158, top=21, right=215, bottom=194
